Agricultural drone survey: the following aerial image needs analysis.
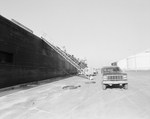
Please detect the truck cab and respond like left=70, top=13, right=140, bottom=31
left=101, top=66, right=128, bottom=90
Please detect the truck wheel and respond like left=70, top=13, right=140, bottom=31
left=102, top=84, right=106, bottom=90
left=124, top=84, right=128, bottom=90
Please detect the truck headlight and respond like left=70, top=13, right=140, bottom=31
left=103, top=76, right=107, bottom=80
left=123, top=75, right=127, bottom=79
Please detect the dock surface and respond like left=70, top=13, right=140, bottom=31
left=0, top=72, right=150, bottom=119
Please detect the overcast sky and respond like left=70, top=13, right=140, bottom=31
left=0, top=0, right=149, bottom=68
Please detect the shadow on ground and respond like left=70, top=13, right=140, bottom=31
left=0, top=75, right=76, bottom=97
left=77, top=74, right=89, bottom=79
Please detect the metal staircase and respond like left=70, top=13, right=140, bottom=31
left=41, top=37, right=83, bottom=73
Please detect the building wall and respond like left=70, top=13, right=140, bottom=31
left=127, top=51, right=150, bottom=70
left=115, top=49, right=150, bottom=71
left=117, top=59, right=127, bottom=71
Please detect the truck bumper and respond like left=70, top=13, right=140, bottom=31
left=102, top=80, right=128, bottom=85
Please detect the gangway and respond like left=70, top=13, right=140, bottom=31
left=41, top=37, right=83, bottom=74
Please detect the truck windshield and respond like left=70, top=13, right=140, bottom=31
left=102, top=67, right=121, bottom=73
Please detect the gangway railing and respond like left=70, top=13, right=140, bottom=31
left=56, top=48, right=81, bottom=70
left=54, top=47, right=81, bottom=70
left=41, top=37, right=82, bottom=73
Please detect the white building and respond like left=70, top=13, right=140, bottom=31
left=113, top=49, right=150, bottom=71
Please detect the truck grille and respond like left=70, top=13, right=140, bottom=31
left=107, top=75, right=123, bottom=80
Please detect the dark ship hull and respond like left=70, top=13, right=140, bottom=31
left=0, top=15, right=78, bottom=89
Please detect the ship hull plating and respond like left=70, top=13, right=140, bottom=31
left=0, top=15, right=78, bottom=89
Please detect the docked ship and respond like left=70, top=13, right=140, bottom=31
left=0, top=15, right=87, bottom=89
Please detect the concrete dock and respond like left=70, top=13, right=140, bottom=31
left=0, top=72, right=150, bottom=119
